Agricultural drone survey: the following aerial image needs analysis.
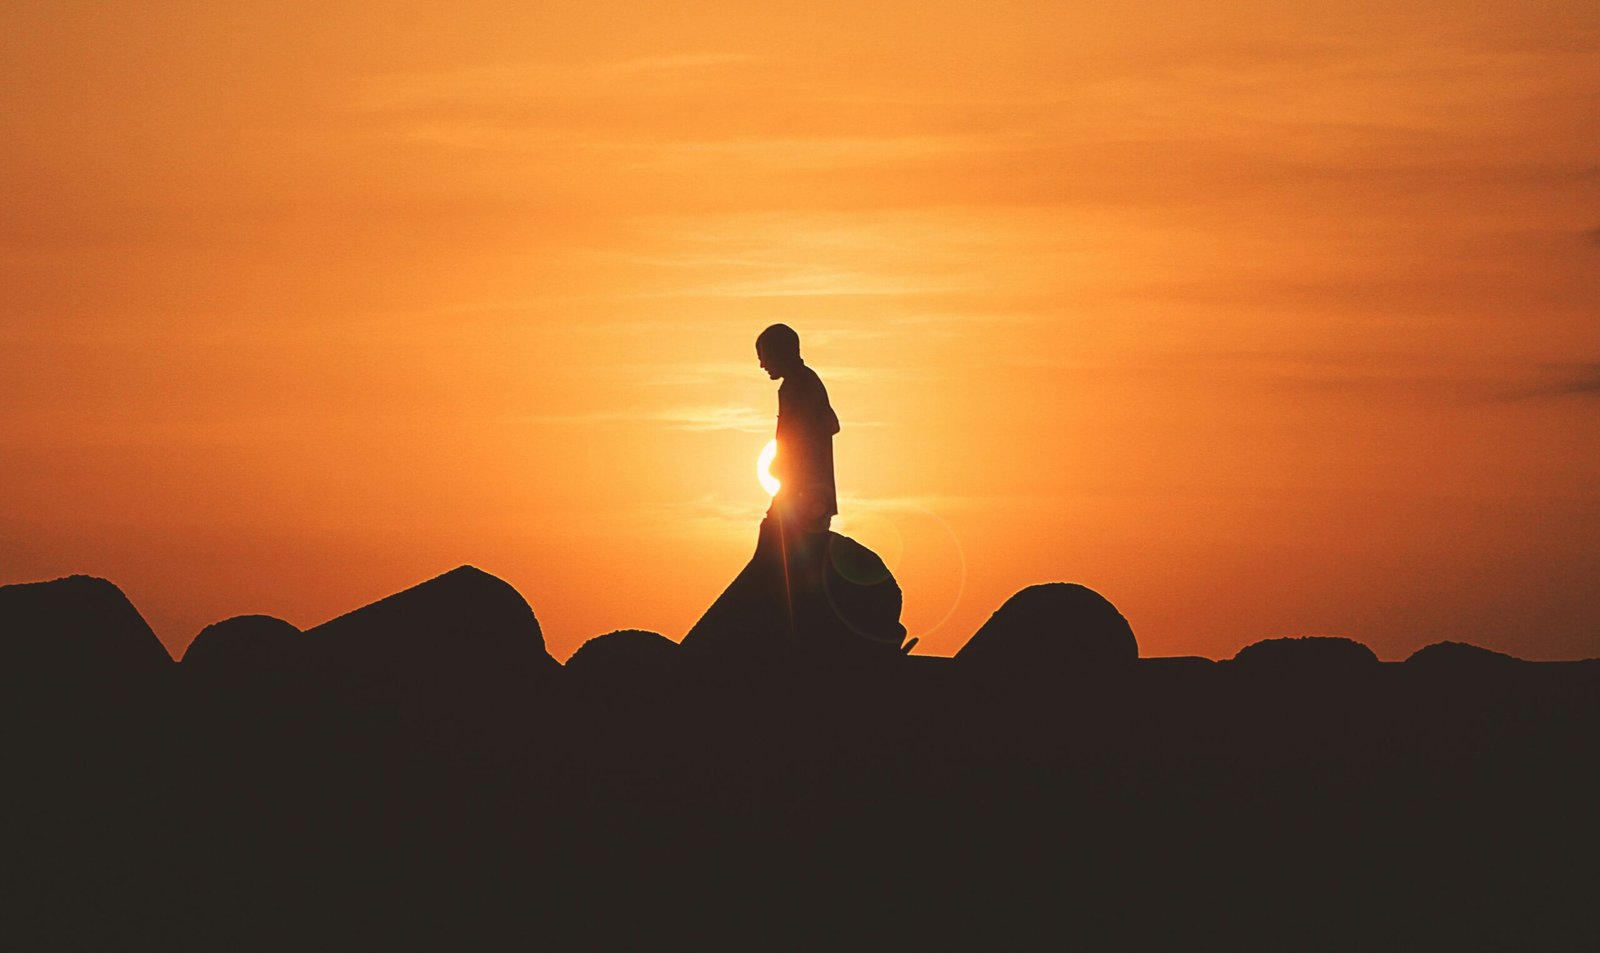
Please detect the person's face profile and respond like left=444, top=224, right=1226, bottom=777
left=757, top=344, right=781, bottom=380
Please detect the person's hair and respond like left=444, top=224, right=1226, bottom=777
left=756, top=323, right=801, bottom=359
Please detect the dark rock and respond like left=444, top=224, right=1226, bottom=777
left=0, top=574, right=172, bottom=684
left=819, top=534, right=907, bottom=651
left=682, top=527, right=906, bottom=663
left=1405, top=640, right=1524, bottom=671
left=182, top=614, right=302, bottom=673
left=566, top=629, right=678, bottom=678
left=680, top=546, right=787, bottom=661
left=956, top=583, right=1137, bottom=673
left=1232, top=636, right=1379, bottom=672
left=1140, top=655, right=1217, bottom=672
left=304, top=565, right=558, bottom=697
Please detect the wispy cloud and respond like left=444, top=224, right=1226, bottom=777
left=352, top=53, right=771, bottom=110
left=591, top=360, right=911, bottom=387
left=836, top=493, right=1016, bottom=516
left=987, top=347, right=1595, bottom=407
left=593, top=53, right=769, bottom=80
left=609, top=362, right=754, bottom=387
left=591, top=134, right=991, bottom=170
left=694, top=269, right=951, bottom=299
left=535, top=400, right=888, bottom=432
left=646, top=494, right=766, bottom=536
left=534, top=404, right=770, bottom=432
left=605, top=210, right=1033, bottom=305
left=1509, top=362, right=1600, bottom=400
left=657, top=405, right=773, bottom=432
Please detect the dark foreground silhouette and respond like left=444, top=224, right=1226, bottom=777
left=2, top=568, right=1597, bottom=950
left=683, top=524, right=908, bottom=663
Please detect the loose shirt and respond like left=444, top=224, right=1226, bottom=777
left=774, top=363, right=840, bottom=522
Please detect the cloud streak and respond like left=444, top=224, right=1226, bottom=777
left=535, top=401, right=888, bottom=432
left=534, top=404, right=770, bottom=433
left=351, top=53, right=772, bottom=110
left=1511, top=363, right=1600, bottom=400
left=610, top=361, right=913, bottom=386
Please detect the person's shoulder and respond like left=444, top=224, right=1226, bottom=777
left=790, top=364, right=826, bottom=393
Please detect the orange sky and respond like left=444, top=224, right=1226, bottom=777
left=3, top=1, right=1597, bottom=662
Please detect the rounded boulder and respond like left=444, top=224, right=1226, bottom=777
left=1233, top=636, right=1379, bottom=673
left=182, top=615, right=302, bottom=674
left=956, top=583, right=1137, bottom=674
left=566, top=629, right=679, bottom=679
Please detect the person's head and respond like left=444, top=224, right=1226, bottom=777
left=756, top=324, right=802, bottom=380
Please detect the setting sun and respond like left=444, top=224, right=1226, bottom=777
left=757, top=439, right=780, bottom=498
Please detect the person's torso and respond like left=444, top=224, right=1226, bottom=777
left=775, top=365, right=839, bottom=505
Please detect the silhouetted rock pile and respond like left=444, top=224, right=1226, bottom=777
left=304, top=565, right=559, bottom=702
left=565, top=628, right=678, bottom=680
left=819, top=532, right=906, bottom=648
left=3, top=567, right=1596, bottom=949
left=1406, top=639, right=1525, bottom=671
left=182, top=614, right=301, bottom=673
left=1233, top=634, right=1380, bottom=672
left=956, top=582, right=1138, bottom=675
left=0, top=574, right=172, bottom=687
left=682, top=529, right=907, bottom=664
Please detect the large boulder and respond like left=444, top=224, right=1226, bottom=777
left=0, top=575, right=173, bottom=686
left=680, top=549, right=786, bottom=662
left=956, top=583, right=1137, bottom=674
left=566, top=629, right=678, bottom=680
left=682, top=528, right=906, bottom=664
left=304, top=565, right=558, bottom=699
left=1232, top=636, right=1379, bottom=673
left=182, top=614, right=302, bottom=674
left=819, top=534, right=907, bottom=652
left=1404, top=640, right=1524, bottom=672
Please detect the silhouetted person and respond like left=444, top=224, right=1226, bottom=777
left=756, top=324, right=840, bottom=634
left=684, top=325, right=905, bottom=659
left=758, top=323, right=840, bottom=534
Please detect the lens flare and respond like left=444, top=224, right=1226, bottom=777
left=757, top=438, right=780, bottom=497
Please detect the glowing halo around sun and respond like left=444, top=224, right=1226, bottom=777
left=757, top=438, right=780, bottom=497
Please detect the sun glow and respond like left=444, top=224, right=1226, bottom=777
left=757, top=438, right=780, bottom=497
